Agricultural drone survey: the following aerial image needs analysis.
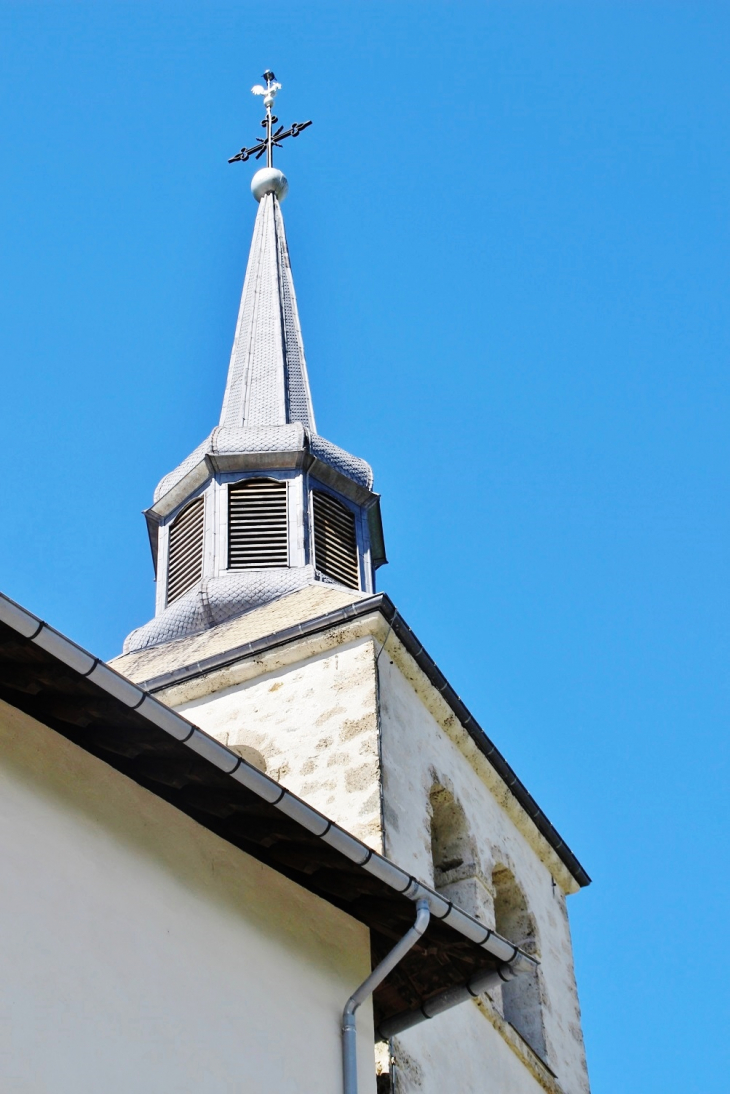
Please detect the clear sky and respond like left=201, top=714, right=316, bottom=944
left=0, top=3, right=727, bottom=1090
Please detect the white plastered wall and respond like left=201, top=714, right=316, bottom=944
left=392, top=1004, right=554, bottom=1094
left=0, top=698, right=376, bottom=1094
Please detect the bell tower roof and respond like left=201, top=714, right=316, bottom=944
left=219, top=187, right=316, bottom=433
left=122, top=73, right=386, bottom=656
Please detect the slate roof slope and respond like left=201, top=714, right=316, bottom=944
left=219, top=190, right=314, bottom=432
left=115, top=584, right=365, bottom=681
left=0, top=590, right=535, bottom=1029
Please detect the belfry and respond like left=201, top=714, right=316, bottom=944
left=125, top=74, right=384, bottom=655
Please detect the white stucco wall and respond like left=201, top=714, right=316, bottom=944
left=393, top=1003, right=553, bottom=1094
left=0, top=698, right=376, bottom=1094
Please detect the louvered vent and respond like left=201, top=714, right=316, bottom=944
left=166, top=497, right=204, bottom=605
left=229, top=478, right=288, bottom=569
left=312, top=491, right=359, bottom=589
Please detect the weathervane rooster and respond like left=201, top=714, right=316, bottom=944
left=228, top=70, right=312, bottom=170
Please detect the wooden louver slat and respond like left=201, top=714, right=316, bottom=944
left=166, top=497, right=205, bottom=605
left=228, top=479, right=288, bottom=569
left=312, top=490, right=359, bottom=589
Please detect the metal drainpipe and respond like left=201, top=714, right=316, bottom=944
left=342, top=899, right=430, bottom=1094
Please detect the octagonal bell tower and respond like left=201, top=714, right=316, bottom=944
left=123, top=82, right=385, bottom=655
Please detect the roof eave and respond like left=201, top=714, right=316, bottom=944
left=0, top=589, right=538, bottom=1028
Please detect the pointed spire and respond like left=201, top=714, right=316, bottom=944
left=120, top=74, right=385, bottom=657
left=219, top=191, right=316, bottom=432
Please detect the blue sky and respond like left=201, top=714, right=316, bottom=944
left=1, top=3, right=728, bottom=1090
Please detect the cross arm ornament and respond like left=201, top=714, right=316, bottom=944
left=228, top=120, right=312, bottom=164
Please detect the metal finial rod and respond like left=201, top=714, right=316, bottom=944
left=228, top=70, right=312, bottom=166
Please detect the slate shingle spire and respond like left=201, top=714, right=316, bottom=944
left=220, top=190, right=315, bottom=432
left=122, top=80, right=385, bottom=655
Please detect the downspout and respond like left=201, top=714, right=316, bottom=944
left=342, top=899, right=430, bottom=1094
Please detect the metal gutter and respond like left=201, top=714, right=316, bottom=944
left=378, top=960, right=519, bottom=1040
left=132, top=593, right=591, bottom=889
left=0, top=590, right=538, bottom=976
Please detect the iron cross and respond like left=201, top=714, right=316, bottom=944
left=228, top=70, right=312, bottom=168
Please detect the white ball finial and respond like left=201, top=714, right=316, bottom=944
left=251, top=167, right=289, bottom=202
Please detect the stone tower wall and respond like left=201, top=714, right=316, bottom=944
left=377, top=654, right=590, bottom=1094
left=155, top=612, right=590, bottom=1094
left=172, top=636, right=384, bottom=850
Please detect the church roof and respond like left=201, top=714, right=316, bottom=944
left=150, top=189, right=373, bottom=511
left=111, top=586, right=592, bottom=891
left=115, top=583, right=365, bottom=679
left=220, top=190, right=314, bottom=431
left=126, top=165, right=382, bottom=656
left=0, top=588, right=537, bottom=1030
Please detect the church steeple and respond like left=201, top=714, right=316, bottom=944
left=219, top=188, right=315, bottom=432
left=123, top=74, right=385, bottom=655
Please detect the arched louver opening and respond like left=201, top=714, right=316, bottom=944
left=228, top=478, right=288, bottom=569
left=166, top=497, right=204, bottom=605
left=312, top=490, right=359, bottom=589
left=493, top=865, right=547, bottom=1059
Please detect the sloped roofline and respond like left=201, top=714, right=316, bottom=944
left=0, top=589, right=537, bottom=1029
left=126, top=592, right=591, bottom=890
